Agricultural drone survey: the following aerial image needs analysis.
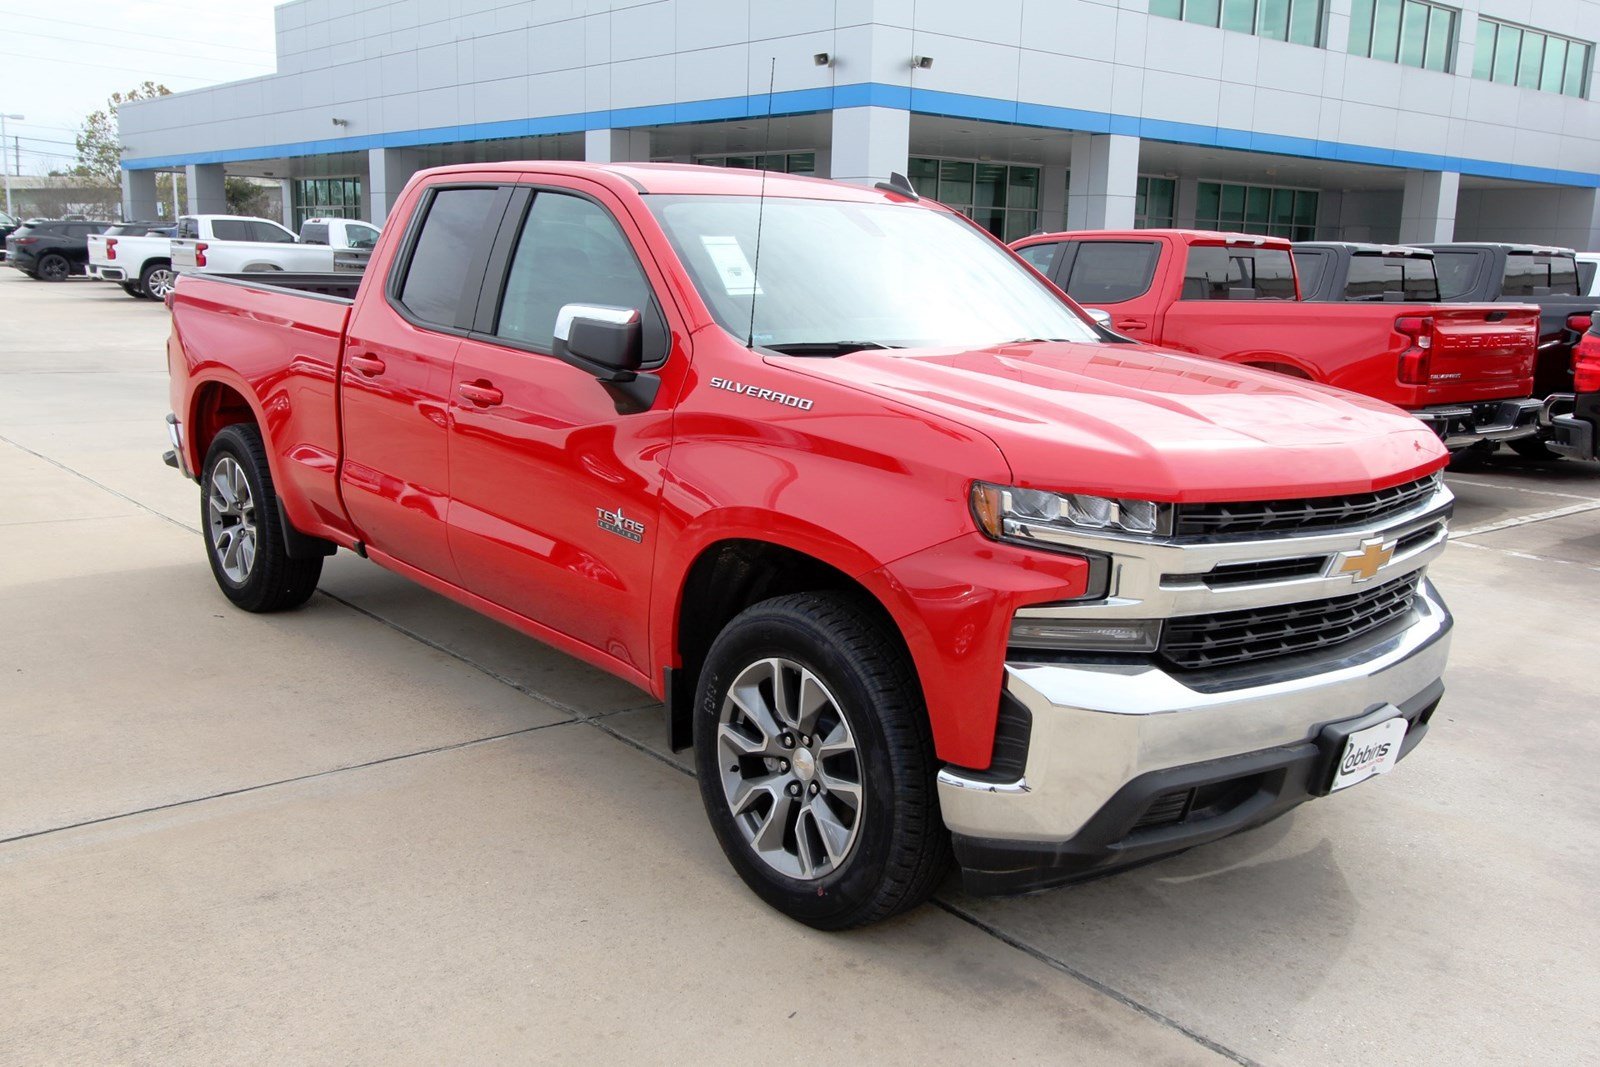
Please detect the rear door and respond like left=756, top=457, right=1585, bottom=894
left=339, top=179, right=516, bottom=583
left=1055, top=238, right=1167, bottom=341
left=445, top=176, right=686, bottom=673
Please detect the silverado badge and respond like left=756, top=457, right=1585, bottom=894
left=1331, top=538, right=1396, bottom=583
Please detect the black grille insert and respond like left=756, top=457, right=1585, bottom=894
left=1174, top=476, right=1439, bottom=539
left=1161, top=573, right=1422, bottom=671
left=1202, top=555, right=1327, bottom=588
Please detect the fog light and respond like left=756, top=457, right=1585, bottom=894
left=1009, top=617, right=1161, bottom=653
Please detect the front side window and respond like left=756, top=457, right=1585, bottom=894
left=647, top=195, right=1099, bottom=349
left=1182, top=246, right=1298, bottom=300
left=1063, top=242, right=1162, bottom=304
left=397, top=187, right=505, bottom=328
left=249, top=221, right=296, bottom=243
left=1502, top=252, right=1580, bottom=297
left=495, top=192, right=654, bottom=351
left=1150, top=0, right=1325, bottom=47
left=1344, top=254, right=1441, bottom=300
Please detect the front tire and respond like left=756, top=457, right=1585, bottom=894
left=693, top=593, right=950, bottom=929
left=121, top=282, right=149, bottom=299
left=201, top=424, right=323, bottom=612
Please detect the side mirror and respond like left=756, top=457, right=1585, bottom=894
left=1083, top=307, right=1113, bottom=329
left=553, top=304, right=643, bottom=382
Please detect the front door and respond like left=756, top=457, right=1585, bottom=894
left=446, top=180, right=684, bottom=674
left=339, top=181, right=513, bottom=582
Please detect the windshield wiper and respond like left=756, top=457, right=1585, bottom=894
left=764, top=341, right=900, bottom=356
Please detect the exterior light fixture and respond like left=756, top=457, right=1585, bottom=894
left=911, top=55, right=934, bottom=69
left=813, top=52, right=832, bottom=67
left=331, top=117, right=350, bottom=127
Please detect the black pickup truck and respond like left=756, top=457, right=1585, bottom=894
left=1294, top=242, right=1442, bottom=302
left=1417, top=242, right=1599, bottom=460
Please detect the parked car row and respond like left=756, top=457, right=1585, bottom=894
left=4, top=213, right=380, bottom=299
left=1013, top=230, right=1599, bottom=463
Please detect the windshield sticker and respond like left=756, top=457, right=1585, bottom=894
left=701, top=235, right=763, bottom=296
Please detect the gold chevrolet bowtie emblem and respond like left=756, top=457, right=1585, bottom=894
left=1334, top=539, right=1396, bottom=583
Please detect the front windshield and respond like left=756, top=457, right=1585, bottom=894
left=646, top=194, right=1098, bottom=349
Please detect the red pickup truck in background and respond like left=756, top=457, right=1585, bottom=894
left=1013, top=230, right=1541, bottom=450
left=164, top=164, right=1456, bottom=928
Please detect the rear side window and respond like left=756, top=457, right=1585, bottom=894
left=1291, top=250, right=1330, bottom=298
left=1182, top=246, right=1297, bottom=300
left=1433, top=251, right=1481, bottom=299
left=178, top=218, right=199, bottom=239
left=1062, top=242, right=1161, bottom=304
left=210, top=219, right=252, bottom=241
left=495, top=191, right=654, bottom=351
left=397, top=187, right=506, bottom=328
left=1344, top=254, right=1440, bottom=301
left=300, top=223, right=330, bottom=245
left=1016, top=242, right=1062, bottom=277
left=1503, top=253, right=1579, bottom=297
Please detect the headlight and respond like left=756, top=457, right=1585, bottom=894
left=971, top=482, right=1168, bottom=541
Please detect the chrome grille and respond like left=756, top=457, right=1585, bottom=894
left=1174, top=476, right=1439, bottom=539
left=1160, top=573, right=1422, bottom=671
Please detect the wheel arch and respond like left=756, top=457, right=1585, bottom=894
left=662, top=535, right=919, bottom=753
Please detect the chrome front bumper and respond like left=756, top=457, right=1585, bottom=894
left=939, top=578, right=1451, bottom=845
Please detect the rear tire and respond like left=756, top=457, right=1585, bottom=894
left=200, top=424, right=323, bottom=612
left=36, top=254, right=69, bottom=281
left=693, top=592, right=950, bottom=929
left=140, top=260, right=176, bottom=300
left=1509, top=436, right=1562, bottom=461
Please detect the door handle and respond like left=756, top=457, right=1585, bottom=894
left=457, top=380, right=504, bottom=407
left=347, top=353, right=386, bottom=377
left=1116, top=319, right=1149, bottom=330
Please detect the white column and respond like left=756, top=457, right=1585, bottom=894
left=828, top=106, right=910, bottom=187
left=185, top=163, right=227, bottom=215
left=368, top=147, right=422, bottom=225
left=585, top=129, right=651, bottom=163
left=121, top=168, right=159, bottom=222
left=1039, top=162, right=1069, bottom=233
left=1067, top=133, right=1139, bottom=230
left=1399, top=170, right=1459, bottom=243
left=279, top=179, right=295, bottom=229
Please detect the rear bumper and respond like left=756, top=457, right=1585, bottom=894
left=1542, top=393, right=1600, bottom=461
left=91, top=265, right=128, bottom=282
left=939, top=578, right=1451, bottom=895
left=1414, top=398, right=1542, bottom=449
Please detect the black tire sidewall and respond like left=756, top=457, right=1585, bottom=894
left=693, top=599, right=925, bottom=928
left=38, top=255, right=68, bottom=281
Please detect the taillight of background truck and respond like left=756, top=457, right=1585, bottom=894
left=194, top=242, right=208, bottom=267
left=1567, top=313, right=1592, bottom=335
left=1573, top=330, right=1600, bottom=392
left=105, top=238, right=118, bottom=260
left=1395, top=315, right=1435, bottom=384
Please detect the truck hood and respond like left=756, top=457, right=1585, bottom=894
left=772, top=340, right=1447, bottom=501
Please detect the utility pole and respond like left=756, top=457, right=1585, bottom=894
left=0, top=113, right=22, bottom=218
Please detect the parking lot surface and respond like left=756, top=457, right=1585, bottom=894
left=3, top=271, right=1598, bottom=1064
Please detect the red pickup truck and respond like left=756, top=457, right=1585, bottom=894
left=164, top=164, right=1455, bottom=928
left=1012, top=230, right=1541, bottom=450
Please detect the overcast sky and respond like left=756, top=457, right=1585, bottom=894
left=0, top=0, right=282, bottom=176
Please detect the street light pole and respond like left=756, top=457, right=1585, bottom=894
left=0, top=113, right=22, bottom=218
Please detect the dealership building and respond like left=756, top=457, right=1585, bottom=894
left=119, top=0, right=1600, bottom=249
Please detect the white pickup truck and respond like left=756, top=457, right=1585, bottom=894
left=170, top=215, right=373, bottom=278
left=87, top=222, right=178, bottom=299
left=297, top=216, right=381, bottom=251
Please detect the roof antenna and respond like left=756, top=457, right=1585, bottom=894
left=746, top=57, right=776, bottom=350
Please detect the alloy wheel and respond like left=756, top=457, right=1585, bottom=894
left=206, top=456, right=258, bottom=584
left=145, top=267, right=176, bottom=299
left=716, top=657, right=865, bottom=880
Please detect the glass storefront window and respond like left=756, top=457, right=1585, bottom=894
left=1135, top=177, right=1176, bottom=228
left=292, top=177, right=364, bottom=225
left=1195, top=181, right=1319, bottom=241
left=908, top=156, right=1041, bottom=240
left=694, top=152, right=817, bottom=175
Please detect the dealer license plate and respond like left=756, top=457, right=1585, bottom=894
left=1330, top=717, right=1407, bottom=792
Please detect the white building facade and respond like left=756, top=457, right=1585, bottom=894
left=119, top=0, right=1600, bottom=249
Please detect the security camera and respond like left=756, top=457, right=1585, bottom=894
left=813, top=52, right=832, bottom=67
left=331, top=117, right=349, bottom=127
left=911, top=55, right=934, bottom=70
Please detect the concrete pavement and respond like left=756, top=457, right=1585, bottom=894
left=3, top=269, right=1598, bottom=1064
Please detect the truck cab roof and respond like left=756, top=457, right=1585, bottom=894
left=1296, top=242, right=1433, bottom=257
left=1419, top=242, right=1576, bottom=256
left=1034, top=229, right=1295, bottom=249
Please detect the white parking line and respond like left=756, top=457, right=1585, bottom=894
left=1449, top=499, right=1600, bottom=540
left=1448, top=539, right=1600, bottom=575
left=1446, top=476, right=1600, bottom=502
